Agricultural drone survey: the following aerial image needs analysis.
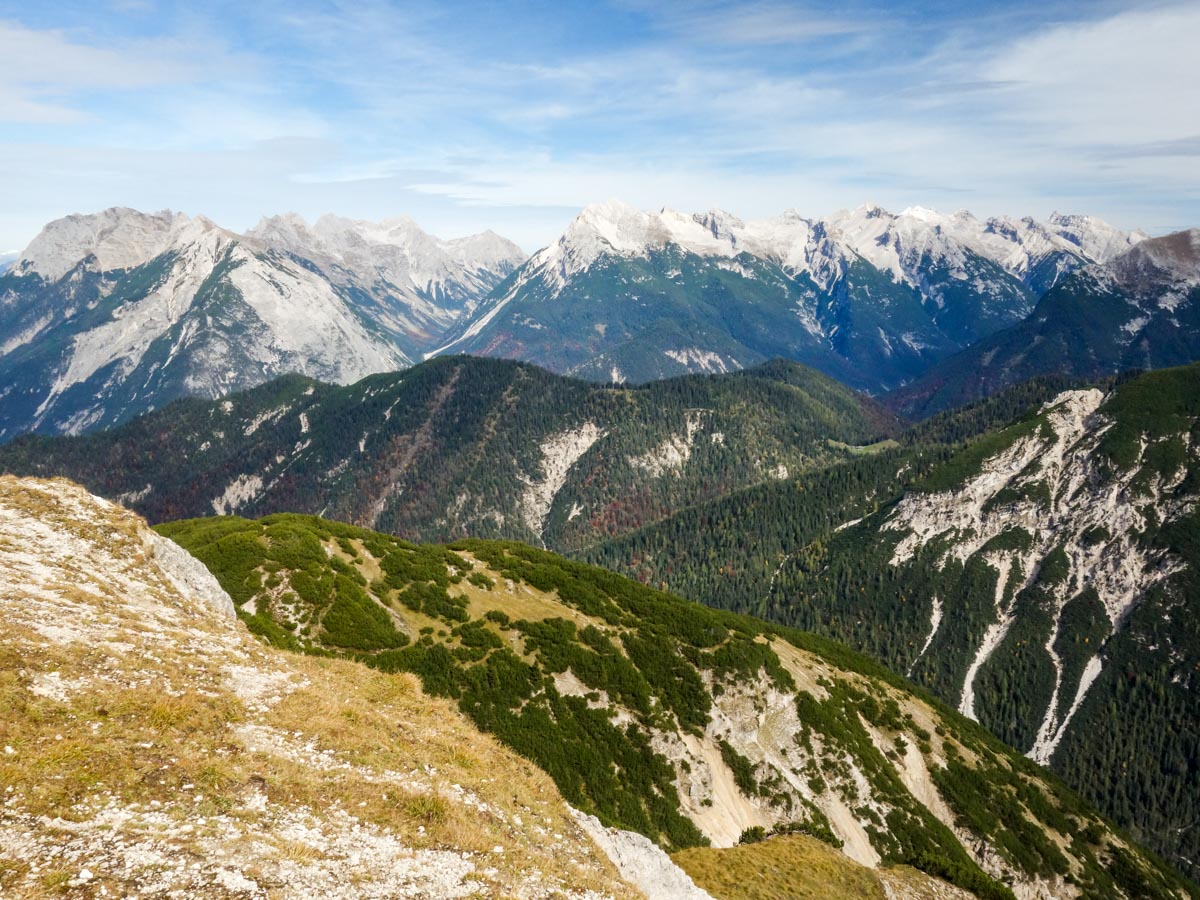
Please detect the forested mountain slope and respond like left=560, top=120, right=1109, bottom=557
left=592, top=364, right=1200, bottom=881
left=158, top=511, right=1192, bottom=899
left=584, top=375, right=1098, bottom=614
left=0, top=356, right=897, bottom=550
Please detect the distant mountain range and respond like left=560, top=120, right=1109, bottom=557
left=434, top=200, right=1145, bottom=391
left=888, top=229, right=1200, bottom=418
left=0, top=201, right=1161, bottom=441
left=0, top=208, right=524, bottom=439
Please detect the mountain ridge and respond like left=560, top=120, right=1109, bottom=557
left=0, top=474, right=643, bottom=898
left=886, top=229, right=1200, bottom=418
left=584, top=363, right=1200, bottom=880
left=0, top=355, right=899, bottom=550
left=0, top=208, right=526, bottom=439
left=433, top=200, right=1146, bottom=391
left=0, top=201, right=1161, bottom=441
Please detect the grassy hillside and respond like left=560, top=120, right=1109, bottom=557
left=673, top=832, right=976, bottom=900
left=158, top=511, right=1193, bottom=898
left=0, top=476, right=632, bottom=898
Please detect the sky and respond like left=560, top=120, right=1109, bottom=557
left=0, top=0, right=1198, bottom=253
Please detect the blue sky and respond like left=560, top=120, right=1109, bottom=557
left=1, top=0, right=1197, bottom=252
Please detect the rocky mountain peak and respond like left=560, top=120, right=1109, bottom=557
left=1047, top=211, right=1147, bottom=263
left=15, top=206, right=189, bottom=281
left=692, top=208, right=745, bottom=242
left=1111, top=227, right=1200, bottom=288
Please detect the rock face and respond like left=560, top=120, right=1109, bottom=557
left=147, top=528, right=237, bottom=621
left=570, top=809, right=715, bottom=900
left=246, top=213, right=525, bottom=342
left=769, top=364, right=1200, bottom=879
left=433, top=200, right=1144, bottom=390
left=0, top=475, right=635, bottom=899
left=0, top=208, right=524, bottom=439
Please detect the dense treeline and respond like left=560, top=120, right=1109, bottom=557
left=582, top=446, right=943, bottom=615
left=0, top=355, right=897, bottom=552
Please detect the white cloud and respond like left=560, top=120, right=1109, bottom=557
left=982, top=3, right=1200, bottom=145
left=0, top=18, right=254, bottom=124
left=626, top=1, right=870, bottom=46
left=0, top=2, right=1196, bottom=252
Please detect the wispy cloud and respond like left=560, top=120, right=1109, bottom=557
left=0, top=21, right=173, bottom=122
left=0, top=1, right=1197, bottom=252
left=641, top=1, right=872, bottom=46
left=981, top=3, right=1200, bottom=145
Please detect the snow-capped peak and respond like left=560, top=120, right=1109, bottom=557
left=1047, top=212, right=1148, bottom=264
left=445, top=230, right=528, bottom=273
left=539, top=200, right=822, bottom=287
left=249, top=212, right=525, bottom=299
left=692, top=208, right=745, bottom=242
left=898, top=205, right=946, bottom=224
left=517, top=199, right=1150, bottom=305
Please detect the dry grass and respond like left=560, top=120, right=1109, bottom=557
left=674, top=833, right=887, bottom=900
left=0, top=476, right=635, bottom=899
left=452, top=553, right=595, bottom=627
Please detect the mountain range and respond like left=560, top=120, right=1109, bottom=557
left=7, top=354, right=1200, bottom=882
left=587, top=364, right=1200, bottom=879
left=433, top=200, right=1144, bottom=391
left=889, top=230, right=1200, bottom=418
left=0, top=201, right=1156, bottom=441
left=4, top=197, right=1200, bottom=897
left=0, top=208, right=524, bottom=439
left=9, top=473, right=1190, bottom=898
